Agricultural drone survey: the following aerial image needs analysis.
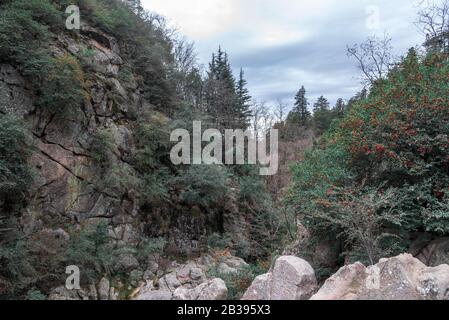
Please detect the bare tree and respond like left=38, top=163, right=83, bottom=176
left=416, top=0, right=449, bottom=37
left=273, top=99, right=289, bottom=123
left=251, top=101, right=274, bottom=140
left=347, top=34, right=395, bottom=85
left=416, top=0, right=449, bottom=52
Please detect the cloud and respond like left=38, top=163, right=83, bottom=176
left=142, top=0, right=425, bottom=106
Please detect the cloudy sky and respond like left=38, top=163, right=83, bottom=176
left=142, top=0, right=425, bottom=108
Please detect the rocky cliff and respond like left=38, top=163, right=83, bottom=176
left=0, top=18, right=251, bottom=298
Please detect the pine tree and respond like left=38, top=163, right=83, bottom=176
left=313, top=96, right=332, bottom=134
left=334, top=98, right=346, bottom=117
left=125, top=0, right=144, bottom=16
left=236, top=68, right=252, bottom=129
left=204, top=47, right=249, bottom=129
left=293, top=86, right=310, bottom=126
left=313, top=96, right=330, bottom=113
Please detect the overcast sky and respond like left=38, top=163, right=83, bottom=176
left=142, top=0, right=425, bottom=108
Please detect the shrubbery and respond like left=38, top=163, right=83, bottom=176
left=0, top=0, right=85, bottom=116
left=0, top=114, right=33, bottom=209
left=287, top=50, right=449, bottom=265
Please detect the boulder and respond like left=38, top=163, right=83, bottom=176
left=241, top=273, right=272, bottom=300
left=114, top=253, right=139, bottom=272
left=97, top=278, right=110, bottom=300
left=311, top=254, right=449, bottom=300
left=242, top=256, right=317, bottom=300
left=134, top=290, right=173, bottom=301
left=173, top=278, right=228, bottom=300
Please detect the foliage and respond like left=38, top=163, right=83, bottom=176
left=287, top=50, right=449, bottom=265
left=25, top=288, right=46, bottom=300
left=65, top=223, right=114, bottom=282
left=288, top=86, right=311, bottom=127
left=178, top=165, right=229, bottom=208
left=0, top=115, right=33, bottom=209
left=0, top=1, right=85, bottom=116
left=207, top=233, right=233, bottom=250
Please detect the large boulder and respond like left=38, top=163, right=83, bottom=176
left=311, top=254, right=449, bottom=300
left=173, top=278, right=228, bottom=300
left=242, top=256, right=317, bottom=300
left=134, top=290, right=173, bottom=301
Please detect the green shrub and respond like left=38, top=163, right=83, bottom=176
left=207, top=233, right=232, bottom=250
left=25, top=288, right=46, bottom=300
left=178, top=165, right=229, bottom=208
left=65, top=223, right=114, bottom=283
left=0, top=114, right=33, bottom=208
left=0, top=1, right=85, bottom=116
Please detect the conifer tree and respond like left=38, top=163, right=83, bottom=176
left=236, top=68, right=252, bottom=128
left=334, top=98, right=346, bottom=117
left=313, top=96, right=333, bottom=134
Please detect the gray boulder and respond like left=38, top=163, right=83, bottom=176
left=311, top=254, right=449, bottom=300
left=242, top=256, right=317, bottom=300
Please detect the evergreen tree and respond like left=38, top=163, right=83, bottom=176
left=293, top=86, right=310, bottom=126
left=124, top=0, right=144, bottom=16
left=313, top=96, right=330, bottom=113
left=334, top=98, right=346, bottom=117
left=235, top=68, right=252, bottom=129
left=204, top=47, right=248, bottom=129
left=313, top=96, right=333, bottom=134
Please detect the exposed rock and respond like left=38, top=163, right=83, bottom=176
left=48, top=286, right=89, bottom=300
left=413, top=237, right=449, bottom=267
left=134, top=290, right=173, bottom=301
left=271, top=256, right=317, bottom=300
left=0, top=64, right=34, bottom=116
left=241, top=273, right=272, bottom=300
left=173, top=278, right=228, bottom=300
left=114, top=253, right=139, bottom=272
left=242, top=256, right=317, bottom=300
left=158, top=272, right=181, bottom=292
left=311, top=254, right=449, bottom=300
left=97, top=278, right=110, bottom=300
left=0, top=278, right=12, bottom=296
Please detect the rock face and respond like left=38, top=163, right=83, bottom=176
left=311, top=254, right=449, bottom=300
left=242, top=256, right=317, bottom=300
left=412, top=237, right=449, bottom=267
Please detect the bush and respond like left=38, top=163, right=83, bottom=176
left=178, top=165, right=229, bottom=208
left=0, top=114, right=33, bottom=208
left=207, top=233, right=232, bottom=250
left=0, top=1, right=85, bottom=116
left=36, top=54, right=86, bottom=115
left=25, top=288, right=46, bottom=300
left=65, top=223, right=114, bottom=283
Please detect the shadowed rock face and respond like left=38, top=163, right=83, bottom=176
left=242, top=256, right=317, bottom=300
left=311, top=254, right=449, bottom=300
